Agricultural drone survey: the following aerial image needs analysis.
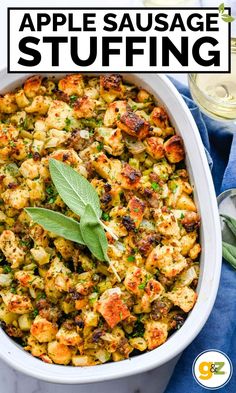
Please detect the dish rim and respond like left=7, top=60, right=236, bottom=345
left=0, top=69, right=222, bottom=384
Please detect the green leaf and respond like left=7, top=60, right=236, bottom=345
left=219, top=3, right=225, bottom=13
left=25, top=207, right=85, bottom=245
left=221, top=214, right=236, bottom=238
left=222, top=242, right=236, bottom=269
left=49, top=159, right=101, bottom=218
left=101, top=212, right=110, bottom=221
left=80, top=205, right=109, bottom=262
left=70, top=95, right=78, bottom=103
left=138, top=282, right=146, bottom=290
left=221, top=15, right=235, bottom=22
left=127, top=255, right=135, bottom=262
left=151, top=182, right=160, bottom=191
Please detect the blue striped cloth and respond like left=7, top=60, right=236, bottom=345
left=164, top=78, right=236, bottom=393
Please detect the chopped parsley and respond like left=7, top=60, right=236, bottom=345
left=96, top=143, right=104, bottom=152
left=138, top=282, right=146, bottom=290
left=101, top=212, right=110, bottom=221
left=138, top=275, right=149, bottom=290
left=32, top=309, right=39, bottom=318
left=129, top=317, right=145, bottom=338
left=6, top=163, right=19, bottom=176
left=3, top=265, right=12, bottom=273
left=46, top=185, right=54, bottom=195
left=70, top=95, right=78, bottom=103
left=46, top=184, right=58, bottom=204
left=36, top=293, right=46, bottom=301
left=95, top=119, right=103, bottom=127
left=23, top=118, right=29, bottom=130
left=127, top=255, right=135, bottom=262
left=48, top=197, right=56, bottom=204
left=20, top=239, right=31, bottom=247
left=151, top=182, right=160, bottom=192
left=65, top=117, right=72, bottom=127
left=65, top=117, right=72, bottom=131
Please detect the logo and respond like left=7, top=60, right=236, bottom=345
left=192, top=350, right=233, bottom=390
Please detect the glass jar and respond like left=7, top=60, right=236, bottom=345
left=188, top=38, right=236, bottom=121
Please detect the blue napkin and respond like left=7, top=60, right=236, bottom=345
left=164, top=78, right=236, bottom=393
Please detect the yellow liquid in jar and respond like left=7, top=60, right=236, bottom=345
left=189, top=39, right=236, bottom=121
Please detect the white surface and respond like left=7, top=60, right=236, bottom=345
left=0, top=356, right=178, bottom=393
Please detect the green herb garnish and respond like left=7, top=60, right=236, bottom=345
left=32, top=309, right=39, bottom=318
left=221, top=214, right=236, bottom=269
left=219, top=3, right=235, bottom=22
left=70, top=95, right=78, bottom=103
left=3, top=265, right=12, bottom=273
left=45, top=185, right=54, bottom=195
left=25, top=159, right=120, bottom=281
left=102, top=212, right=110, bottom=221
left=138, top=275, right=150, bottom=290
left=96, top=143, right=104, bottom=152
left=45, top=184, right=58, bottom=204
left=127, top=255, right=135, bottom=262
left=151, top=182, right=160, bottom=192
left=129, top=317, right=145, bottom=338
left=138, top=282, right=147, bottom=290
left=36, top=293, right=46, bottom=301
left=80, top=204, right=109, bottom=262
left=25, top=208, right=85, bottom=245
left=65, top=117, right=71, bottom=127
left=222, top=242, right=236, bottom=269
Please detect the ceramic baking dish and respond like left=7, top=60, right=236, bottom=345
left=0, top=69, right=222, bottom=384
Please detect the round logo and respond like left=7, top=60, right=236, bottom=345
left=192, top=349, right=233, bottom=390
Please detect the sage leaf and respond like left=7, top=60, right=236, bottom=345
left=80, top=204, right=109, bottom=262
left=49, top=159, right=101, bottom=218
left=221, top=15, right=235, bottom=22
left=25, top=207, right=85, bottom=245
left=219, top=3, right=224, bottom=13
left=222, top=241, right=236, bottom=269
left=221, top=214, right=236, bottom=238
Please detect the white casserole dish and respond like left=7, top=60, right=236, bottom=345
left=0, top=69, right=222, bottom=384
